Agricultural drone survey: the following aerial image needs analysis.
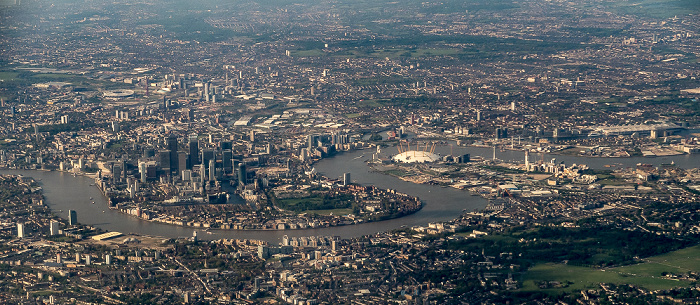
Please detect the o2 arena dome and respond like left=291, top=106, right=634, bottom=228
left=393, top=142, right=440, bottom=163
left=393, top=150, right=441, bottom=163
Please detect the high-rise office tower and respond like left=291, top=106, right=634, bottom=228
left=158, top=150, right=171, bottom=172
left=238, top=163, right=247, bottom=186
left=139, top=162, right=147, bottom=183
left=222, top=150, right=233, bottom=173
left=307, top=134, right=318, bottom=148
left=178, top=152, right=188, bottom=174
left=167, top=135, right=178, bottom=171
left=221, top=141, right=232, bottom=151
left=188, top=135, right=198, bottom=169
left=209, top=159, right=216, bottom=182
left=50, top=220, right=60, bottom=235
left=202, top=149, right=215, bottom=167
left=68, top=210, right=77, bottom=226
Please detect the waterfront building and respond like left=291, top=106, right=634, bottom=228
left=50, top=220, right=59, bottom=235
left=68, top=210, right=77, bottom=226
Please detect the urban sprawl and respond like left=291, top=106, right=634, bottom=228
left=1, top=0, right=700, bottom=304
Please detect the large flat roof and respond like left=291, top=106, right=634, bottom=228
left=91, top=231, right=124, bottom=241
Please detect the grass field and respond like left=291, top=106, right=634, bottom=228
left=29, top=73, right=89, bottom=83
left=611, top=244, right=700, bottom=277
left=353, top=48, right=462, bottom=59
left=604, top=0, right=699, bottom=19
left=384, top=169, right=410, bottom=177
left=291, top=47, right=462, bottom=59
left=357, top=99, right=389, bottom=107
left=521, top=263, right=691, bottom=293
left=521, top=244, right=700, bottom=293
left=277, top=197, right=323, bottom=208
left=276, top=193, right=353, bottom=213
left=0, top=71, right=19, bottom=81
left=646, top=244, right=700, bottom=271
left=0, top=71, right=89, bottom=85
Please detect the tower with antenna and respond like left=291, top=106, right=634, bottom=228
left=525, top=150, right=530, bottom=171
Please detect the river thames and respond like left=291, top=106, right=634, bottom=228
left=2, top=146, right=698, bottom=244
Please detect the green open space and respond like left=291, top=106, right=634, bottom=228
left=29, top=290, right=60, bottom=297
left=612, top=244, right=700, bottom=277
left=30, top=73, right=74, bottom=79
left=0, top=70, right=91, bottom=86
left=294, top=42, right=573, bottom=60
left=521, top=245, right=700, bottom=294
left=291, top=33, right=589, bottom=63
left=383, top=169, right=411, bottom=177
left=602, top=0, right=700, bottom=19
left=276, top=193, right=354, bottom=213
left=520, top=263, right=691, bottom=294
left=277, top=196, right=323, bottom=209
left=558, top=147, right=588, bottom=156
left=330, top=0, right=518, bottom=16
left=138, top=8, right=242, bottom=43
left=357, top=99, right=391, bottom=107
left=446, top=226, right=693, bottom=268
left=649, top=244, right=700, bottom=271
left=0, top=71, right=20, bottom=81
left=341, top=48, right=462, bottom=59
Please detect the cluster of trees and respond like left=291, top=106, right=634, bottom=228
left=448, top=226, right=694, bottom=267
left=275, top=193, right=354, bottom=212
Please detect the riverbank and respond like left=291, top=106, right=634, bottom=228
left=1, top=149, right=488, bottom=244
left=95, top=168, right=424, bottom=231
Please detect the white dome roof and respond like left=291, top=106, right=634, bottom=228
left=393, top=151, right=441, bottom=163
